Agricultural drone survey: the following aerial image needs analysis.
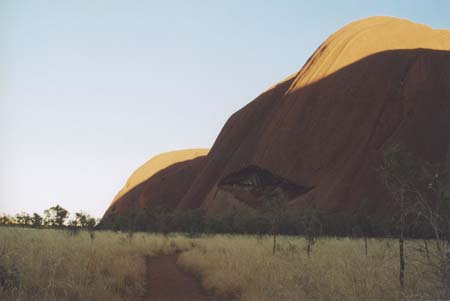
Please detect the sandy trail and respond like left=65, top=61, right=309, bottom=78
left=144, top=253, right=214, bottom=300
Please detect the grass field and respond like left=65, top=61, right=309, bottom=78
left=0, top=227, right=443, bottom=300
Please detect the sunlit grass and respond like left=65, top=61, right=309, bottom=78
left=0, top=228, right=192, bottom=300
left=179, top=235, right=438, bottom=300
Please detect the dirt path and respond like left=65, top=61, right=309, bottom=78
left=144, top=253, right=214, bottom=300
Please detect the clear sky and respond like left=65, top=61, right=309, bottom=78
left=1, top=0, right=449, bottom=218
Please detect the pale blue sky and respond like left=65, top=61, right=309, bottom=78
left=1, top=0, right=449, bottom=217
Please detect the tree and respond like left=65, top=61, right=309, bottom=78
left=409, top=159, right=450, bottom=297
left=44, top=205, right=69, bottom=228
left=379, top=144, right=420, bottom=288
left=15, top=212, right=32, bottom=226
left=265, top=187, right=290, bottom=254
left=31, top=213, right=43, bottom=228
left=379, top=143, right=450, bottom=292
left=354, top=198, right=372, bottom=256
left=74, top=212, right=97, bottom=229
left=67, top=218, right=79, bottom=227
left=0, top=215, right=12, bottom=225
left=301, top=204, right=322, bottom=257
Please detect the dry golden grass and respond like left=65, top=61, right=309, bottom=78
left=178, top=235, right=440, bottom=300
left=0, top=228, right=193, bottom=300
left=0, top=228, right=442, bottom=300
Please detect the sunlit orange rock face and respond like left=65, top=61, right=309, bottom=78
left=102, top=16, right=450, bottom=223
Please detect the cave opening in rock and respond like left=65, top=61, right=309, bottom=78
left=218, top=165, right=312, bottom=207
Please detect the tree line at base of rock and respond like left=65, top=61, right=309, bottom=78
left=98, top=206, right=449, bottom=240
left=0, top=205, right=98, bottom=229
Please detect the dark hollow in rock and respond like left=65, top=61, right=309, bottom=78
left=218, top=165, right=312, bottom=208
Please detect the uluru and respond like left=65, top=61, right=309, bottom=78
left=101, top=16, right=450, bottom=226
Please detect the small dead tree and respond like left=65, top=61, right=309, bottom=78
left=354, top=198, right=372, bottom=256
left=265, top=187, right=289, bottom=255
left=359, top=220, right=370, bottom=256
left=301, top=205, right=322, bottom=257
left=379, top=144, right=422, bottom=288
left=379, top=143, right=450, bottom=293
left=410, top=161, right=450, bottom=298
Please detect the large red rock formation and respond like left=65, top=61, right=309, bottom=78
left=102, top=16, right=450, bottom=224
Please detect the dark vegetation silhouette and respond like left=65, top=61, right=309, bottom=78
left=44, top=205, right=69, bottom=228
left=0, top=205, right=98, bottom=230
left=99, top=205, right=426, bottom=239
